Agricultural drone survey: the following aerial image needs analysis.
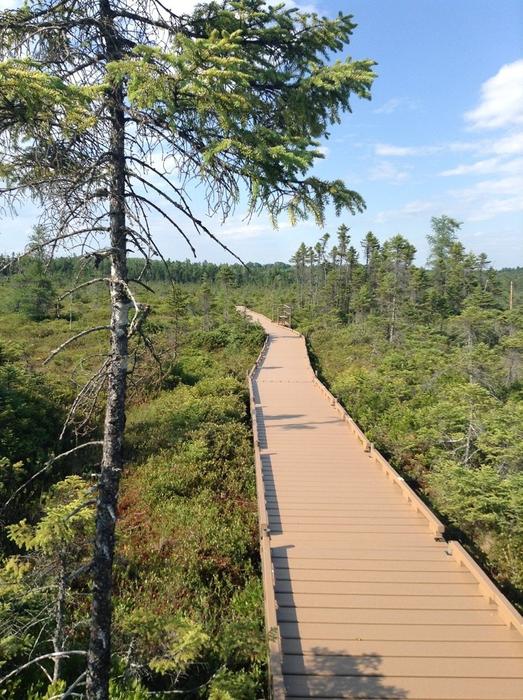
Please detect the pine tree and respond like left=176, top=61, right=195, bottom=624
left=427, top=215, right=462, bottom=315
left=379, top=235, right=416, bottom=342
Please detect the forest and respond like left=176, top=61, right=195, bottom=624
left=0, top=215, right=522, bottom=697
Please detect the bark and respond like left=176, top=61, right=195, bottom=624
left=86, top=3, right=128, bottom=697
left=389, top=291, right=396, bottom=343
left=464, top=409, right=473, bottom=464
left=52, top=559, right=67, bottom=684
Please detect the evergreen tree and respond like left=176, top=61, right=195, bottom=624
left=13, top=259, right=56, bottom=321
left=427, top=215, right=462, bottom=315
left=378, top=235, right=416, bottom=342
left=11, top=226, right=57, bottom=320
left=168, top=284, right=189, bottom=350
left=1, top=476, right=94, bottom=691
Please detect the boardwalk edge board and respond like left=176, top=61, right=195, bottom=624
left=239, top=306, right=523, bottom=699
left=246, top=328, right=286, bottom=699
left=447, top=541, right=523, bottom=635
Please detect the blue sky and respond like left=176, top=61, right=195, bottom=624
left=1, top=0, right=522, bottom=267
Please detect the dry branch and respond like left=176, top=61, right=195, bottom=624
left=43, top=326, right=110, bottom=365
left=2, top=441, right=103, bottom=512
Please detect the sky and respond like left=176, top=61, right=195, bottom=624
left=1, top=0, right=522, bottom=267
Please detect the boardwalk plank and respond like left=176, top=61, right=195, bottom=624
left=282, top=654, right=523, bottom=678
left=282, top=638, right=523, bottom=658
left=285, top=676, right=522, bottom=699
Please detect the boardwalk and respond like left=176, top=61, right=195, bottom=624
left=242, top=308, right=523, bottom=700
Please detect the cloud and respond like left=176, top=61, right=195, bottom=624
left=219, top=223, right=272, bottom=241
left=439, top=64, right=523, bottom=218
left=440, top=157, right=523, bottom=177
left=373, top=97, right=419, bottom=115
left=465, top=59, right=523, bottom=130
left=374, top=143, right=435, bottom=157
left=447, top=173, right=523, bottom=221
left=374, top=98, right=402, bottom=115
left=457, top=175, right=523, bottom=199
left=468, top=194, right=523, bottom=221
left=375, top=199, right=435, bottom=224
left=490, top=131, right=523, bottom=156
left=218, top=215, right=295, bottom=241
left=375, top=141, right=483, bottom=158
left=369, top=161, right=409, bottom=183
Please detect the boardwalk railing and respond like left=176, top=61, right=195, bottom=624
left=447, top=540, right=523, bottom=634
left=247, top=333, right=286, bottom=700
left=312, top=374, right=445, bottom=538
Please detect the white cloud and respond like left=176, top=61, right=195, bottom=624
left=454, top=175, right=523, bottom=199
left=489, top=131, right=523, bottom=156
left=465, top=59, right=523, bottom=130
left=440, top=158, right=501, bottom=177
left=375, top=140, right=483, bottom=158
left=219, top=223, right=271, bottom=241
left=440, top=157, right=523, bottom=177
left=447, top=141, right=483, bottom=153
left=438, top=65, right=523, bottom=219
left=375, top=199, right=435, bottom=224
left=373, top=97, right=419, bottom=115
left=369, top=160, right=409, bottom=183
left=374, top=98, right=402, bottom=115
left=448, top=174, right=523, bottom=221
left=374, top=143, right=436, bottom=157
left=469, top=195, right=523, bottom=221
left=218, top=215, right=295, bottom=241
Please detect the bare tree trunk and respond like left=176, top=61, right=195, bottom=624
left=52, top=559, right=67, bottom=684
left=86, top=4, right=128, bottom=697
left=464, top=408, right=473, bottom=464
left=389, top=292, right=396, bottom=343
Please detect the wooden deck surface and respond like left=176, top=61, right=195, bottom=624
left=243, top=308, right=523, bottom=700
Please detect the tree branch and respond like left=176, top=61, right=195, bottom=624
left=58, top=278, right=110, bottom=301
left=2, top=442, right=103, bottom=512
left=0, top=651, right=87, bottom=686
left=43, top=326, right=110, bottom=365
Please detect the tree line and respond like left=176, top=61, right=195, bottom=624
left=290, top=215, right=507, bottom=334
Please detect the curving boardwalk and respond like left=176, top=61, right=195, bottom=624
left=241, top=308, right=523, bottom=700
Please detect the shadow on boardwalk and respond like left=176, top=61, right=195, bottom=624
left=283, top=646, right=408, bottom=698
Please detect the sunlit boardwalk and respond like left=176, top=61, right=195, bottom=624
left=241, top=308, right=523, bottom=700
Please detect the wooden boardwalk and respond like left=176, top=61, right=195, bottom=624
left=242, top=308, right=523, bottom=700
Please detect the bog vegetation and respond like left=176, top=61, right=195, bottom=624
left=0, top=215, right=521, bottom=697
left=0, top=266, right=268, bottom=698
